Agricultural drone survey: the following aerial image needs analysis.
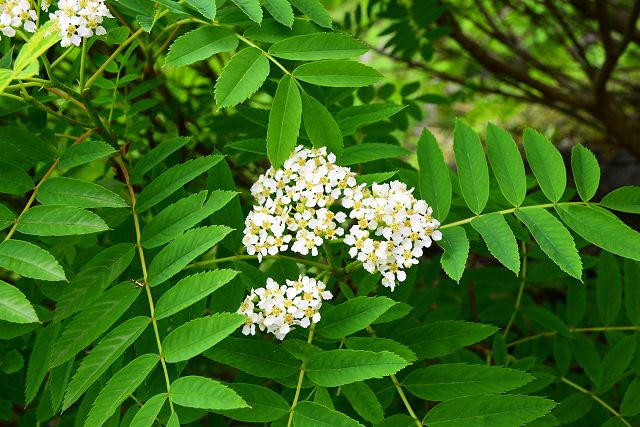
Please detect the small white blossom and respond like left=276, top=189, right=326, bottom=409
left=0, top=0, right=37, bottom=39
left=49, top=0, right=112, bottom=47
left=237, top=275, right=333, bottom=340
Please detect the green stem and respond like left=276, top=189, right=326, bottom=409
left=503, top=242, right=527, bottom=338
left=560, top=377, right=631, bottom=427
left=79, top=39, right=88, bottom=90
left=392, top=374, right=423, bottom=427
left=287, top=325, right=315, bottom=427
left=236, top=33, right=291, bottom=75
left=507, top=326, right=640, bottom=348
left=186, top=254, right=331, bottom=270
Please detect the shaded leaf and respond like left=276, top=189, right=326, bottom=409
left=339, top=143, right=409, bottom=166
left=132, top=136, right=190, bottom=179
left=418, top=128, right=452, bottom=221
left=302, top=92, right=343, bottom=158
left=59, top=140, right=115, bottom=169
left=25, top=323, right=60, bottom=404
left=0, top=161, right=34, bottom=194
left=570, top=145, right=600, bottom=202
left=294, top=401, right=364, bottom=426
left=0, top=279, right=38, bottom=323
left=218, top=383, right=290, bottom=422
left=341, top=382, right=384, bottom=424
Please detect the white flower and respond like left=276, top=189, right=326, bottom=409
left=48, top=0, right=113, bottom=46
left=237, top=275, right=333, bottom=340
left=0, top=0, right=37, bottom=38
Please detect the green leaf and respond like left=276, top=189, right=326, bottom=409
left=521, top=306, right=571, bottom=337
left=423, top=394, right=556, bottom=427
left=355, top=171, right=398, bottom=186
left=316, top=296, right=395, bottom=339
left=262, top=0, right=294, bottom=26
left=621, top=378, right=640, bottom=417
left=141, top=190, right=237, bottom=248
left=556, top=204, right=640, bottom=261
left=597, top=252, right=621, bottom=325
left=345, top=337, right=416, bottom=363
left=339, top=143, right=409, bottom=166
left=50, top=282, right=140, bottom=367
left=0, top=280, right=38, bottom=323
left=25, top=323, right=60, bottom=404
left=205, top=337, right=299, bottom=378
left=215, top=47, right=270, bottom=107
left=13, top=21, right=62, bottom=73
left=266, top=75, right=302, bottom=169
left=63, top=316, right=149, bottom=410
left=599, top=334, right=637, bottom=393
left=523, top=129, right=566, bottom=202
left=17, top=206, right=109, bottom=236
left=270, top=33, right=367, bottom=60
left=84, top=354, right=158, bottom=427
left=37, top=177, right=127, bottom=208
left=185, top=0, right=215, bottom=20
left=218, top=383, right=290, bottom=422
left=290, top=0, right=332, bottom=28
left=437, top=226, right=469, bottom=282
left=398, top=320, right=498, bottom=360
left=471, top=213, right=520, bottom=275
left=305, top=350, right=408, bottom=387
left=162, top=313, right=245, bottom=363
left=624, top=259, right=640, bottom=325
left=572, top=334, right=602, bottom=386
left=293, top=60, right=382, bottom=87
left=171, top=376, right=248, bottom=410
left=485, top=123, right=526, bottom=207
left=0, top=161, right=34, bottom=194
left=50, top=356, right=74, bottom=411
left=335, top=103, right=404, bottom=136
left=417, top=129, right=452, bottom=222
left=0, top=126, right=55, bottom=165
left=165, top=27, right=238, bottom=68
left=0, top=203, right=15, bottom=231
left=515, top=208, right=582, bottom=280
left=294, top=401, right=363, bottom=427
left=0, top=240, right=66, bottom=281
left=155, top=269, right=237, bottom=319
left=341, top=381, right=384, bottom=424
left=231, top=0, right=262, bottom=22
left=136, top=154, right=223, bottom=212
left=453, top=120, right=489, bottom=214
left=132, top=136, right=190, bottom=179
left=147, top=225, right=232, bottom=286
left=59, top=140, right=115, bottom=169
left=166, top=412, right=179, bottom=427
left=301, top=92, right=343, bottom=158
left=403, top=363, right=532, bottom=401
left=129, top=394, right=166, bottom=427
left=570, top=145, right=600, bottom=202
left=600, top=186, right=640, bottom=214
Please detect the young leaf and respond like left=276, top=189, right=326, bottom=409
left=63, top=316, right=149, bottom=410
left=17, top=206, right=109, bottom=236
left=290, top=0, right=332, bottom=28
left=301, top=92, right=343, bottom=158
left=485, top=123, right=526, bottom=206
left=266, top=75, right=302, bottom=169
left=59, top=140, right=115, bottom=169
left=555, top=204, right=640, bottom=261
left=403, top=363, right=533, bottom=401
left=131, top=136, right=190, bottom=179
left=341, top=382, right=384, bottom=424
left=0, top=203, right=15, bottom=231
left=25, top=323, right=60, bottom=404
left=516, top=208, right=582, bottom=280
left=471, top=213, right=520, bottom=275
left=293, top=60, right=382, bottom=87
left=135, top=154, right=223, bottom=212
left=571, top=144, right=600, bottom=202
left=141, top=190, right=237, bottom=248
left=262, top=0, right=294, bottom=27
left=162, top=313, right=245, bottom=363
left=597, top=252, right=621, bottom=325
left=453, top=120, right=489, bottom=214
left=0, top=240, right=66, bottom=281
left=0, top=280, right=38, bottom=323
left=218, top=383, right=290, bottom=422
left=215, top=47, right=270, bottom=107
left=316, top=296, right=395, bottom=339
left=523, top=128, right=566, bottom=202
left=84, top=354, right=159, bottom=427
left=423, top=394, right=555, bottom=427
left=294, top=401, right=364, bottom=427
left=205, top=337, right=299, bottom=378
left=599, top=334, right=637, bottom=393
left=165, top=27, right=238, bottom=68
left=147, top=225, right=232, bottom=286
left=269, top=33, right=367, bottom=60
left=50, top=282, right=140, bottom=368
left=37, top=177, right=128, bottom=208
left=171, top=376, right=248, bottom=410
left=231, top=0, right=262, bottom=22
left=600, top=186, right=640, bottom=214
left=129, top=394, right=166, bottom=427
left=339, top=143, right=409, bottom=166
left=437, top=226, right=469, bottom=282
left=155, top=269, right=238, bottom=319
left=0, top=161, right=34, bottom=194
left=397, top=320, right=498, bottom=360
left=417, top=128, right=452, bottom=221
left=624, top=259, right=640, bottom=325
left=335, top=103, right=404, bottom=136
left=305, top=350, right=408, bottom=387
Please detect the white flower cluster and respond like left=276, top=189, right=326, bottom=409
left=344, top=181, right=442, bottom=290
left=242, top=146, right=357, bottom=261
left=0, top=0, right=37, bottom=39
left=49, top=0, right=111, bottom=47
left=237, top=275, right=333, bottom=340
